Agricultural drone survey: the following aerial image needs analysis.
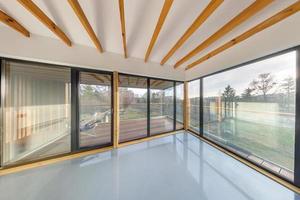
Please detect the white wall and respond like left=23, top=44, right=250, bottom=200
left=0, top=12, right=299, bottom=82
left=0, top=26, right=185, bottom=81
left=185, top=12, right=300, bottom=81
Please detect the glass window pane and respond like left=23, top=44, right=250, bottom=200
left=203, top=51, right=296, bottom=181
left=79, top=72, right=112, bottom=148
left=188, top=80, right=200, bottom=133
left=176, top=82, right=184, bottom=130
left=150, top=79, right=174, bottom=135
left=3, top=61, right=71, bottom=165
left=119, top=75, right=147, bottom=142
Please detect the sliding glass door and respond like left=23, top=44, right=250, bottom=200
left=150, top=79, right=174, bottom=135
left=0, top=60, right=114, bottom=166
left=0, top=59, right=182, bottom=166
left=119, top=75, right=147, bottom=142
left=2, top=61, right=71, bottom=165
left=79, top=72, right=112, bottom=148
left=188, top=80, right=200, bottom=133
left=176, top=82, right=184, bottom=130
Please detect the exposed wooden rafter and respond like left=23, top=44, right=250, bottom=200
left=174, top=0, right=273, bottom=68
left=0, top=10, right=30, bottom=37
left=118, top=0, right=127, bottom=58
left=135, top=77, right=139, bottom=85
left=68, top=0, right=103, bottom=52
left=151, top=80, right=165, bottom=88
left=185, top=1, right=300, bottom=70
left=18, top=0, right=71, bottom=46
left=104, top=75, right=111, bottom=83
left=160, top=0, right=223, bottom=65
left=90, top=73, right=104, bottom=83
left=144, top=0, right=174, bottom=62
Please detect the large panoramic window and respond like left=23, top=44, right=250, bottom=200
left=188, top=80, right=200, bottom=133
left=150, top=79, right=174, bottom=135
left=79, top=72, right=112, bottom=148
left=119, top=75, right=148, bottom=142
left=203, top=51, right=296, bottom=181
left=0, top=59, right=185, bottom=166
left=176, top=82, right=184, bottom=130
left=2, top=61, right=71, bottom=165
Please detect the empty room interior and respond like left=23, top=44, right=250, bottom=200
left=0, top=0, right=300, bottom=199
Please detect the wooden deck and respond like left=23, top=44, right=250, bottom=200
left=11, top=117, right=182, bottom=164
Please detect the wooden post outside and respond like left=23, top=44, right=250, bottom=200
left=183, top=81, right=189, bottom=130
left=113, top=71, right=119, bottom=148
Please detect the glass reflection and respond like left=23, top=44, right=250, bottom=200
left=3, top=61, right=71, bottom=165
left=150, top=79, right=174, bottom=135
left=79, top=72, right=112, bottom=148
left=203, top=51, right=296, bottom=181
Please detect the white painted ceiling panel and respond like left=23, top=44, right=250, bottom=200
left=165, top=0, right=255, bottom=66
left=181, top=0, right=298, bottom=68
left=125, top=0, right=165, bottom=59
left=0, top=0, right=299, bottom=74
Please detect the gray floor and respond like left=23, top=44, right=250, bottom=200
left=0, top=131, right=299, bottom=200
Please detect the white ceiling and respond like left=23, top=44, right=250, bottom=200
left=0, top=0, right=299, bottom=74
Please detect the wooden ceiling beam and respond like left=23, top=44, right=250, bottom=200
left=152, top=80, right=164, bottom=87
left=185, top=1, right=300, bottom=71
left=160, top=0, right=223, bottom=65
left=144, top=0, right=174, bottom=62
left=118, top=0, right=127, bottom=58
left=174, top=0, right=273, bottom=68
left=18, top=0, right=71, bottom=46
left=0, top=10, right=30, bottom=37
left=150, top=80, right=159, bottom=86
left=90, top=73, right=104, bottom=83
left=68, top=0, right=103, bottom=52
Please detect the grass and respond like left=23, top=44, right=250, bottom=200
left=204, top=118, right=294, bottom=170
left=120, top=107, right=146, bottom=120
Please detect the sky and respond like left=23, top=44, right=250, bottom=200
left=201, top=51, right=296, bottom=97
left=124, top=51, right=297, bottom=99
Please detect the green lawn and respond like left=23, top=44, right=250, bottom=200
left=204, top=118, right=294, bottom=170
left=120, top=107, right=146, bottom=120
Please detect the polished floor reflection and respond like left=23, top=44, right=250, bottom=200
left=0, top=131, right=299, bottom=200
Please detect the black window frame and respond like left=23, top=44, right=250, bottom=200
left=74, top=68, right=114, bottom=151
left=175, top=81, right=185, bottom=130
left=0, top=58, right=184, bottom=168
left=0, top=58, right=114, bottom=167
left=188, top=79, right=201, bottom=134
left=149, top=78, right=175, bottom=136
left=187, top=45, right=300, bottom=187
left=118, top=73, right=148, bottom=143
left=118, top=72, right=184, bottom=144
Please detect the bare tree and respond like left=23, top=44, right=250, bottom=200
left=250, top=73, right=276, bottom=101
